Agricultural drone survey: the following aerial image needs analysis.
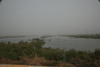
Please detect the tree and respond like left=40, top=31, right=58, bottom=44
left=0, top=0, right=2, bottom=3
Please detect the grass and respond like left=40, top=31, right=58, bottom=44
left=0, top=38, right=100, bottom=67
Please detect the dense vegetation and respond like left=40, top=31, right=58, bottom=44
left=0, top=38, right=100, bottom=67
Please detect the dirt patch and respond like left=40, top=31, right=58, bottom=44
left=0, top=54, right=76, bottom=67
left=1, top=54, right=100, bottom=67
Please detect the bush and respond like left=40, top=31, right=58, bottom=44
left=93, top=48, right=100, bottom=59
left=0, top=38, right=100, bottom=66
left=65, top=49, right=78, bottom=61
left=0, top=38, right=45, bottom=61
left=42, top=49, right=64, bottom=61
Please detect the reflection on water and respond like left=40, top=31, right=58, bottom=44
left=42, top=36, right=100, bottom=52
left=0, top=35, right=100, bottom=52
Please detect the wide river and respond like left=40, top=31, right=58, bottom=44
left=0, top=35, right=100, bottom=52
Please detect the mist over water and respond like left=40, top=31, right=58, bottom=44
left=0, top=0, right=100, bottom=36
left=0, top=0, right=100, bottom=52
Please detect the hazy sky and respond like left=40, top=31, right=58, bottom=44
left=0, top=0, right=100, bottom=36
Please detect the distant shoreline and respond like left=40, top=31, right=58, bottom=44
left=0, top=36, right=26, bottom=39
left=59, top=34, right=100, bottom=39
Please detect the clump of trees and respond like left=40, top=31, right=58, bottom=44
left=0, top=38, right=100, bottom=66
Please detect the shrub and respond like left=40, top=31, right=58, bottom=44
left=42, top=49, right=64, bottom=61
left=93, top=48, right=100, bottom=59
left=65, top=49, right=77, bottom=61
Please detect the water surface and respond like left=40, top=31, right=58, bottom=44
left=0, top=35, right=100, bottom=52
left=42, top=36, right=100, bottom=52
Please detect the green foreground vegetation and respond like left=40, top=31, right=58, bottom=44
left=0, top=38, right=100, bottom=66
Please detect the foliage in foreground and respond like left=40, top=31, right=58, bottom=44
left=0, top=38, right=100, bottom=66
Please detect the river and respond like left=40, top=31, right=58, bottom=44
left=0, top=35, right=100, bottom=52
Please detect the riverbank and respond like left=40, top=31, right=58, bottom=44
left=60, top=34, right=100, bottom=39
left=0, top=38, right=100, bottom=67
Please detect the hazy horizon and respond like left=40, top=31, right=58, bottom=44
left=0, top=0, right=100, bottom=36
